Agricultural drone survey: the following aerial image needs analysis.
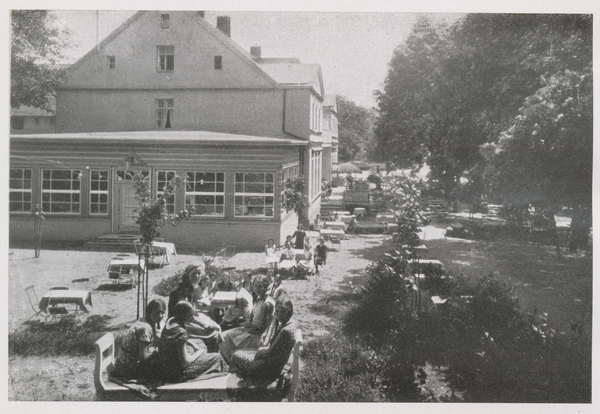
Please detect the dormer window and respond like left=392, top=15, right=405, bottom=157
left=160, top=14, right=170, bottom=29
left=157, top=46, right=174, bottom=71
left=107, top=56, right=115, bottom=69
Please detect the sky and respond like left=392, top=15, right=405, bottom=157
left=49, top=10, right=462, bottom=109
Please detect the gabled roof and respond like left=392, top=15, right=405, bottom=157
left=256, top=62, right=324, bottom=98
left=323, top=94, right=338, bottom=112
left=64, top=11, right=278, bottom=88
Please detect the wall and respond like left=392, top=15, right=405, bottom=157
left=56, top=89, right=285, bottom=136
left=62, top=11, right=274, bottom=90
left=10, top=116, right=55, bottom=134
left=283, top=88, right=311, bottom=139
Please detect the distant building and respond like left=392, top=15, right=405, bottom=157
left=322, top=94, right=339, bottom=182
left=10, top=105, right=55, bottom=134
left=10, top=11, right=331, bottom=251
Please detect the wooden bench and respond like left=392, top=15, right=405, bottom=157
left=94, top=329, right=303, bottom=401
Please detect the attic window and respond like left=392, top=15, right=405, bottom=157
left=107, top=56, right=115, bottom=69
left=160, top=14, right=170, bottom=29
left=157, top=46, right=174, bottom=71
left=214, top=56, right=222, bottom=70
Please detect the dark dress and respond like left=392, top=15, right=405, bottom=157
left=292, top=230, right=306, bottom=249
left=168, top=282, right=194, bottom=318
left=230, top=320, right=296, bottom=383
left=158, top=318, right=227, bottom=383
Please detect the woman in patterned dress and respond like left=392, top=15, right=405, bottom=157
left=112, top=299, right=166, bottom=380
left=230, top=294, right=295, bottom=383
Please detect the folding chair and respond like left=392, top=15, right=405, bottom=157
left=214, top=245, right=236, bottom=267
left=24, top=285, right=48, bottom=323
left=72, top=278, right=90, bottom=289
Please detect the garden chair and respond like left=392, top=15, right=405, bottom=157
left=214, top=245, right=236, bottom=268
left=24, top=285, right=48, bottom=323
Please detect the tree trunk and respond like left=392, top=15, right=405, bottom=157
left=569, top=206, right=591, bottom=253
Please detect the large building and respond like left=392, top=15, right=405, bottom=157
left=9, top=11, right=330, bottom=251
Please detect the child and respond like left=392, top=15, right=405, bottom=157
left=314, top=238, right=329, bottom=274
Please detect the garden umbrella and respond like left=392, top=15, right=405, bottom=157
left=336, top=162, right=362, bottom=174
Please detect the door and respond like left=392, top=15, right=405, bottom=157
left=114, top=181, right=139, bottom=232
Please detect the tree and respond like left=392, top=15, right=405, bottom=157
left=11, top=10, right=69, bottom=110
left=283, top=176, right=307, bottom=224
left=337, top=96, right=374, bottom=162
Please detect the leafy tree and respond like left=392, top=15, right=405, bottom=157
left=282, top=176, right=307, bottom=224
left=11, top=10, right=69, bottom=110
left=337, top=96, right=374, bottom=162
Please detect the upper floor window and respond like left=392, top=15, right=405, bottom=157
left=214, top=56, right=222, bottom=70
left=107, top=56, right=116, bottom=69
left=156, top=99, right=173, bottom=129
left=157, top=45, right=174, bottom=71
left=160, top=14, right=170, bottom=29
left=9, top=168, right=32, bottom=212
left=42, top=169, right=81, bottom=214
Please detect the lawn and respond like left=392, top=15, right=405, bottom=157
left=8, top=218, right=592, bottom=401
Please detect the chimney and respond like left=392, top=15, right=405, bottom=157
left=197, top=11, right=205, bottom=18
left=216, top=16, right=231, bottom=37
left=250, top=46, right=262, bottom=59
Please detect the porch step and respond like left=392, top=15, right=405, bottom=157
left=84, top=233, right=141, bottom=253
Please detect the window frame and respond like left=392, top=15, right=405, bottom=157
left=41, top=169, right=82, bottom=214
left=155, top=98, right=174, bottom=129
left=185, top=172, right=226, bottom=217
left=214, top=55, right=222, bottom=70
left=157, top=45, right=175, bottom=72
left=107, top=56, right=116, bottom=69
left=89, top=170, right=109, bottom=215
left=160, top=13, right=170, bottom=29
left=280, top=165, right=299, bottom=215
left=234, top=172, right=275, bottom=218
left=9, top=168, right=33, bottom=213
left=157, top=170, right=177, bottom=214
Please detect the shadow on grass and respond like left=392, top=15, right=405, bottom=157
left=95, top=283, right=136, bottom=292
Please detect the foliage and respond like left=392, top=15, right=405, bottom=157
left=382, top=173, right=427, bottom=247
left=9, top=315, right=112, bottom=357
left=296, top=332, right=382, bottom=402
left=134, top=173, right=193, bottom=246
left=11, top=10, right=69, bottom=110
left=374, top=14, right=592, bottom=210
left=337, top=96, right=375, bottom=162
left=282, top=176, right=307, bottom=223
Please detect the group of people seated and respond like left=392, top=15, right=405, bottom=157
left=265, top=224, right=329, bottom=276
left=112, top=264, right=295, bottom=387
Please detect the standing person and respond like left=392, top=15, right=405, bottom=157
left=265, top=239, right=279, bottom=269
left=229, top=294, right=296, bottom=383
left=290, top=224, right=307, bottom=249
left=158, top=301, right=227, bottom=383
left=112, top=299, right=166, bottom=381
left=314, top=238, right=329, bottom=274
left=218, top=275, right=274, bottom=364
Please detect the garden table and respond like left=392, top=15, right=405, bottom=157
left=210, top=291, right=238, bottom=309
left=341, top=215, right=356, bottom=224
left=353, top=207, right=366, bottom=217
left=151, top=241, right=177, bottom=264
left=376, top=213, right=396, bottom=223
left=324, top=221, right=346, bottom=231
left=39, top=289, right=92, bottom=313
left=320, top=228, right=345, bottom=242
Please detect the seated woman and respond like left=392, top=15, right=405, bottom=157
left=216, top=274, right=235, bottom=292
left=158, top=301, right=228, bottom=383
left=112, top=299, right=166, bottom=381
left=279, top=236, right=295, bottom=263
left=230, top=294, right=296, bottom=383
left=168, top=265, right=221, bottom=350
left=220, top=274, right=253, bottom=332
left=219, top=275, right=274, bottom=364
left=267, top=273, right=284, bottom=298
left=265, top=239, right=279, bottom=269
left=194, top=275, right=212, bottom=314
